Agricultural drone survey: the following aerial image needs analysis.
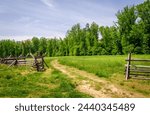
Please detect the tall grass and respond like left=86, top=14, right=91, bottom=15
left=58, top=55, right=127, bottom=77
left=57, top=55, right=150, bottom=96
left=58, top=55, right=150, bottom=78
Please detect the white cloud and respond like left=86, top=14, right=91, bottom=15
left=0, top=35, right=33, bottom=41
left=0, top=0, right=144, bottom=41
left=0, top=32, right=65, bottom=41
left=40, top=0, right=54, bottom=8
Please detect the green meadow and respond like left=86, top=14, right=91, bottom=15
left=0, top=55, right=150, bottom=97
left=57, top=55, right=150, bottom=96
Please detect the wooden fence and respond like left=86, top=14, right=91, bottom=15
left=1, top=56, right=26, bottom=67
left=0, top=53, right=49, bottom=72
left=125, top=53, right=150, bottom=80
left=32, top=55, right=49, bottom=71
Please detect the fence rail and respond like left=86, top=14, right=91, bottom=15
left=0, top=53, right=49, bottom=72
left=125, top=59, right=150, bottom=61
left=125, top=53, right=150, bottom=80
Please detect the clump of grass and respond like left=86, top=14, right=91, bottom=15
left=120, top=82, right=124, bottom=86
left=5, top=75, right=13, bottom=80
left=94, top=84, right=102, bottom=91
left=131, top=85, right=135, bottom=89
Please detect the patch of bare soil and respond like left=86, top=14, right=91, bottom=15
left=51, top=60, right=144, bottom=98
left=21, top=70, right=34, bottom=76
left=36, top=82, right=57, bottom=89
left=42, top=68, right=53, bottom=78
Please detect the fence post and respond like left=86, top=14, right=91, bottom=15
left=126, top=53, right=131, bottom=80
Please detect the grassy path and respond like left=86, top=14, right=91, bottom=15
left=51, top=60, right=145, bottom=98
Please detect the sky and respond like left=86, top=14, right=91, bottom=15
left=0, top=0, right=144, bottom=41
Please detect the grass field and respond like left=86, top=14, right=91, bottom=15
left=57, top=55, right=150, bottom=97
left=0, top=55, right=150, bottom=97
left=58, top=55, right=150, bottom=77
left=58, top=55, right=126, bottom=77
left=0, top=60, right=91, bottom=98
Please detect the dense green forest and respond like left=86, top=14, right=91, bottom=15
left=0, top=0, right=150, bottom=57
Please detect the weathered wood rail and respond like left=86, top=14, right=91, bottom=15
left=1, top=57, right=26, bottom=66
left=0, top=53, right=49, bottom=72
left=125, top=53, right=150, bottom=80
left=32, top=55, right=49, bottom=71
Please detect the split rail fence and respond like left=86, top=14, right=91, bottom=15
left=125, top=53, right=150, bottom=80
left=0, top=53, right=49, bottom=72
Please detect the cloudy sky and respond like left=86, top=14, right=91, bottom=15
left=0, top=0, right=144, bottom=41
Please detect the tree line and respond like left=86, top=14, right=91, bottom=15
left=0, top=0, right=150, bottom=57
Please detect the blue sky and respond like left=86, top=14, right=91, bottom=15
left=0, top=0, right=144, bottom=40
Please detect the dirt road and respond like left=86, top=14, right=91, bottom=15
left=51, top=60, right=144, bottom=98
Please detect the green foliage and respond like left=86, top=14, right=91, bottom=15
left=0, top=1, right=150, bottom=57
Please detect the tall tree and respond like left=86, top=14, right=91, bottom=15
left=137, top=0, right=150, bottom=53
left=116, top=6, right=137, bottom=54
